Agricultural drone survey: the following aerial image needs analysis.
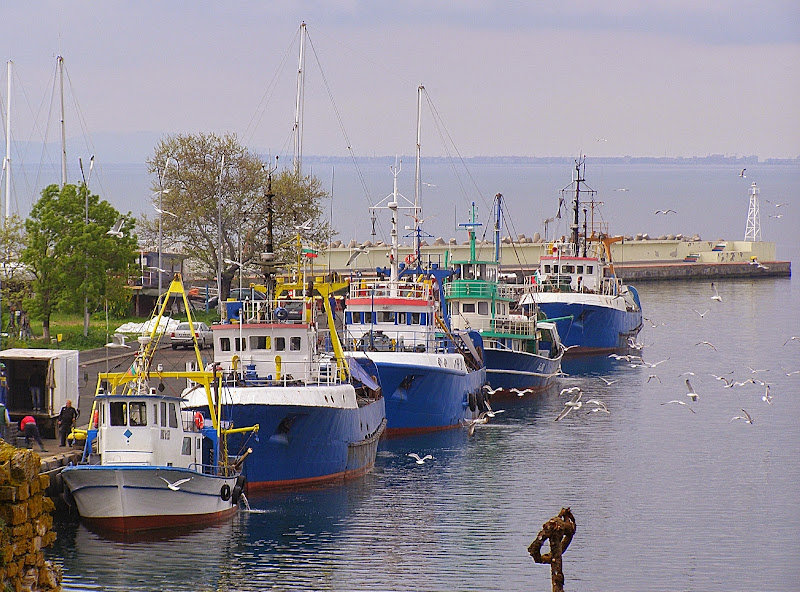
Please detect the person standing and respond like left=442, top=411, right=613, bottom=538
left=0, top=400, right=10, bottom=442
left=58, top=399, right=79, bottom=447
left=29, top=369, right=44, bottom=412
left=20, top=415, right=47, bottom=452
left=0, top=363, right=7, bottom=407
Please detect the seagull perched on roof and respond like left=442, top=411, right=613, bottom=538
left=106, top=217, right=125, bottom=237
left=730, top=409, right=754, bottom=424
left=408, top=453, right=434, bottom=464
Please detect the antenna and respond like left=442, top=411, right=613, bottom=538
left=744, top=182, right=761, bottom=241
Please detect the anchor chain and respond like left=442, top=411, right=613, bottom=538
left=528, top=507, right=576, bottom=592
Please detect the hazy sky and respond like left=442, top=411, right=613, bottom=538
left=2, top=1, right=799, bottom=165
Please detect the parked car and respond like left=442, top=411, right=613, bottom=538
left=170, top=322, right=213, bottom=350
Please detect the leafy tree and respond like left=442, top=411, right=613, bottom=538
left=145, top=133, right=330, bottom=303
left=21, top=183, right=137, bottom=340
left=0, top=214, right=30, bottom=312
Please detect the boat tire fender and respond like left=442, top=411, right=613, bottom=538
left=468, top=391, right=477, bottom=412
left=220, top=483, right=232, bottom=502
left=232, top=474, right=246, bottom=504
left=476, top=389, right=489, bottom=413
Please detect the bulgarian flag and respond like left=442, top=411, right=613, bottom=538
left=302, top=247, right=318, bottom=259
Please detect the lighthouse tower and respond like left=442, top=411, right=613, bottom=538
left=744, top=182, right=761, bottom=242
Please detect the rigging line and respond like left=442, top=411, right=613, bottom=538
left=501, top=208, right=533, bottom=271
left=421, top=87, right=488, bottom=210
left=240, top=28, right=298, bottom=147
left=305, top=31, right=386, bottom=244
left=34, top=60, right=61, bottom=205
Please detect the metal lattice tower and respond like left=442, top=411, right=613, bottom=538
left=744, top=182, right=761, bottom=242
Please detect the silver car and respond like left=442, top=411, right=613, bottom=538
left=170, top=322, right=213, bottom=350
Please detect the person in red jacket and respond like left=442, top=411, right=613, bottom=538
left=20, top=415, right=47, bottom=452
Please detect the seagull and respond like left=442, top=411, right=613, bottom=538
left=695, top=341, right=717, bottom=351
left=463, top=415, right=488, bottom=436
left=510, top=388, right=534, bottom=397
left=422, top=181, right=437, bottom=187
left=154, top=206, right=178, bottom=218
left=105, top=333, right=130, bottom=348
left=614, top=188, right=629, bottom=192
left=555, top=391, right=583, bottom=421
left=768, top=214, right=783, bottom=219
left=346, top=246, right=368, bottom=267
left=646, top=358, right=670, bottom=368
left=483, top=385, right=504, bottom=396
left=784, top=369, right=800, bottom=376
left=294, top=218, right=313, bottom=232
left=710, top=282, right=722, bottom=302
left=679, top=371, right=696, bottom=377
left=739, top=168, right=746, bottom=177
left=685, top=379, right=699, bottom=401
left=783, top=336, right=799, bottom=346
left=761, top=385, right=772, bottom=405
left=647, top=374, right=661, bottom=383
left=106, top=217, right=124, bottom=237
left=654, top=209, right=677, bottom=215
left=746, top=366, right=768, bottom=374
left=584, top=399, right=609, bottom=413
left=485, top=409, right=506, bottom=418
left=559, top=386, right=582, bottom=396
left=160, top=476, right=193, bottom=491
left=661, top=400, right=696, bottom=413
left=408, top=453, right=433, bottom=464
left=692, top=309, right=710, bottom=318
left=597, top=376, right=618, bottom=386
left=730, top=409, right=753, bottom=424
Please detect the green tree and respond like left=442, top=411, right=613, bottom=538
left=0, top=214, right=30, bottom=313
left=21, top=183, right=137, bottom=340
left=145, top=133, right=330, bottom=303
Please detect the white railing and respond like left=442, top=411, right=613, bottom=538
left=349, top=280, right=433, bottom=301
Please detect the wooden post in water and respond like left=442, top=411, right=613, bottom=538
left=528, top=507, right=576, bottom=592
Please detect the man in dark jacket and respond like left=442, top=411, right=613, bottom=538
left=57, top=399, right=80, bottom=447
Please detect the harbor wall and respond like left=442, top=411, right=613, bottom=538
left=0, top=442, right=61, bottom=591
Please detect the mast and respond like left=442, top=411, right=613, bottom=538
left=413, top=84, right=423, bottom=259
left=58, top=56, right=67, bottom=188
left=388, top=162, right=401, bottom=284
left=4, top=60, right=11, bottom=224
left=494, top=193, right=502, bottom=263
left=293, top=22, right=306, bottom=177
left=571, top=158, right=581, bottom=251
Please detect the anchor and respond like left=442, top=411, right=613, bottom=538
left=528, top=507, right=576, bottom=592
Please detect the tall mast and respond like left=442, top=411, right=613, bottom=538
left=571, top=158, right=582, bottom=250
left=494, top=193, right=502, bottom=263
left=58, top=55, right=67, bottom=188
left=413, top=84, right=423, bottom=258
left=4, top=60, right=11, bottom=224
left=293, top=22, right=306, bottom=177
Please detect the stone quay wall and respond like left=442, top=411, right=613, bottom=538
left=0, top=442, right=61, bottom=592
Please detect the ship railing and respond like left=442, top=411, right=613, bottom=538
left=222, top=357, right=343, bottom=387
left=189, top=461, right=237, bottom=478
left=339, top=327, right=453, bottom=354
left=452, top=316, right=538, bottom=336
left=349, top=280, right=433, bottom=301
left=443, top=282, right=516, bottom=301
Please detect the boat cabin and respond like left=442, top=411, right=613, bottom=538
left=528, top=242, right=621, bottom=296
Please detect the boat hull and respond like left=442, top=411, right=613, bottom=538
left=350, top=352, right=486, bottom=435
left=536, top=297, right=643, bottom=354
left=60, top=466, right=238, bottom=533
left=483, top=347, right=562, bottom=391
left=190, top=385, right=386, bottom=491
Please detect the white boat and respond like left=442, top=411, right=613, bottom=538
left=62, top=275, right=256, bottom=533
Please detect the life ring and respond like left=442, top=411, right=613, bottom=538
left=405, top=254, right=416, bottom=265
left=194, top=412, right=204, bottom=430
left=92, top=409, right=99, bottom=428
left=232, top=474, right=247, bottom=504
left=220, top=483, right=232, bottom=501
left=275, top=307, right=289, bottom=321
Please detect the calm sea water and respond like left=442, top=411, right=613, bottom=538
left=49, top=274, right=800, bottom=591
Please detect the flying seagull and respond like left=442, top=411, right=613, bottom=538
left=408, top=453, right=433, bottom=464
left=597, top=376, right=618, bottom=386
left=783, top=336, right=799, bottom=346
left=584, top=399, right=609, bottom=414
left=685, top=379, right=699, bottom=401
left=695, top=341, right=717, bottom=351
left=761, top=385, right=772, bottom=405
left=559, top=386, right=582, bottom=396
left=661, top=400, right=696, bottom=413
left=154, top=206, right=178, bottom=218
left=555, top=391, right=583, bottom=421
left=692, top=309, right=710, bottom=318
left=483, top=385, right=504, bottom=396
left=654, top=209, right=677, bottom=215
left=614, top=188, right=629, bottom=192
left=463, top=415, right=489, bottom=436
left=105, top=333, right=130, bottom=349
left=106, top=217, right=125, bottom=237
left=294, top=218, right=313, bottom=232
left=159, top=476, right=193, bottom=491
left=510, top=387, right=534, bottom=397
left=346, top=246, right=368, bottom=266
left=710, top=282, right=722, bottom=302
left=647, top=374, right=661, bottom=383
left=730, top=409, right=754, bottom=424
left=768, top=214, right=783, bottom=219
left=739, top=168, right=746, bottom=177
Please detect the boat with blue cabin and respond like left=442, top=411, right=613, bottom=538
left=182, top=246, right=386, bottom=491
left=344, top=163, right=486, bottom=434
left=61, top=275, right=255, bottom=533
left=519, top=158, right=643, bottom=354
left=444, top=196, right=564, bottom=392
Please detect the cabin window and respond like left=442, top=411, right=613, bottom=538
left=235, top=338, right=246, bottom=352
left=562, top=265, right=574, bottom=273
left=586, top=265, right=594, bottom=274
left=364, top=312, right=373, bottom=324
left=463, top=303, right=476, bottom=313
left=378, top=311, right=394, bottom=323
left=477, top=264, right=487, bottom=280
left=220, top=338, right=231, bottom=352
left=478, top=302, right=489, bottom=315
left=197, top=437, right=201, bottom=450
left=398, top=312, right=408, bottom=324
left=544, top=265, right=551, bottom=273
left=411, top=312, right=421, bottom=324
left=552, top=265, right=559, bottom=274
left=577, top=265, right=584, bottom=274
left=290, top=336, right=302, bottom=351
left=129, top=402, right=147, bottom=426
left=250, top=335, right=270, bottom=350
left=110, top=402, right=127, bottom=426
left=182, top=437, right=192, bottom=456
left=276, top=337, right=286, bottom=351
left=464, top=266, right=475, bottom=279
left=488, top=267, right=496, bottom=281
left=345, top=312, right=352, bottom=324
left=169, top=402, right=178, bottom=428
left=450, top=302, right=460, bottom=315
left=160, top=402, right=167, bottom=427
left=153, top=404, right=158, bottom=425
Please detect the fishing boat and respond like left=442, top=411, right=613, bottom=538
left=61, top=275, right=256, bottom=533
left=519, top=158, right=643, bottom=354
left=444, top=196, right=564, bottom=392
left=344, top=157, right=486, bottom=434
left=181, top=236, right=386, bottom=490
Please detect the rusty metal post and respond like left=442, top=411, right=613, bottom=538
left=528, top=507, right=576, bottom=592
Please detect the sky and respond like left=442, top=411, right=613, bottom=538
left=2, top=0, right=799, bottom=168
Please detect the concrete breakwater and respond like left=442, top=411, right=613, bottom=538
left=0, top=442, right=61, bottom=591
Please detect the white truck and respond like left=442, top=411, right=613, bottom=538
left=1, top=349, right=80, bottom=439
